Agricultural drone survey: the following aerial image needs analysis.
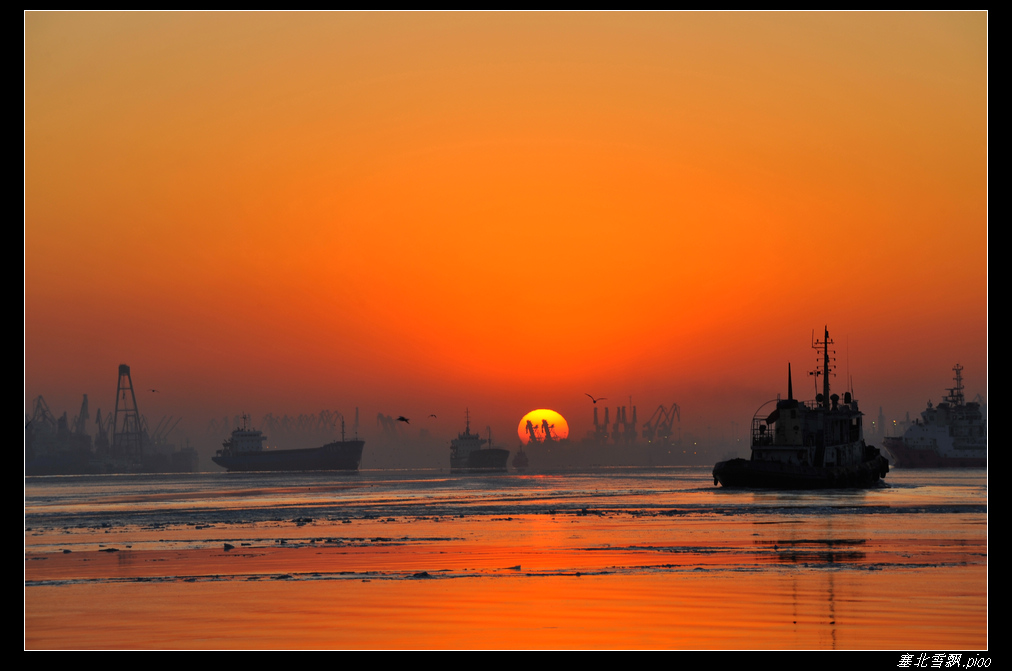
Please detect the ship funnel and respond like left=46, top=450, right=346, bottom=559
left=788, top=363, right=793, bottom=401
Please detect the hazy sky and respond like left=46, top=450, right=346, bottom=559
left=25, top=12, right=987, bottom=446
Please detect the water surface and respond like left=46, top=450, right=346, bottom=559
left=25, top=467, right=987, bottom=649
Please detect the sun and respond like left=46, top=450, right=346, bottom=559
left=517, top=409, right=570, bottom=445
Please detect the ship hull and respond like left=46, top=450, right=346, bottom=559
left=713, top=454, right=889, bottom=489
left=882, top=437, right=986, bottom=468
left=212, top=440, right=365, bottom=472
left=450, top=447, right=509, bottom=474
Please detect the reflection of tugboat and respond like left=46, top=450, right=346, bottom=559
left=213, top=414, right=364, bottom=472
left=713, top=327, right=889, bottom=489
left=450, top=410, right=509, bottom=473
left=882, top=365, right=987, bottom=468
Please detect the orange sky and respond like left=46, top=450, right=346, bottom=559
left=25, top=12, right=987, bottom=452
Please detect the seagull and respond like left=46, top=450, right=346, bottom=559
left=429, top=414, right=437, bottom=418
left=397, top=416, right=410, bottom=424
left=148, top=389, right=159, bottom=393
left=585, top=394, right=607, bottom=404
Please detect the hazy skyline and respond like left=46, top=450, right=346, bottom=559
left=25, top=12, right=987, bottom=454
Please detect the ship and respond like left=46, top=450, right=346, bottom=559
left=712, top=327, right=890, bottom=489
left=511, top=443, right=529, bottom=471
left=450, top=411, right=509, bottom=473
left=881, top=364, right=986, bottom=468
left=212, top=414, right=364, bottom=472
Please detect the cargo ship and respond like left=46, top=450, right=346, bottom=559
left=882, top=364, right=986, bottom=468
left=450, top=411, right=509, bottom=473
left=212, top=414, right=364, bottom=472
left=713, top=327, right=889, bottom=489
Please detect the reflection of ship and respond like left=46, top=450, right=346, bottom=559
left=212, top=415, right=364, bottom=472
left=882, top=365, right=987, bottom=468
left=713, top=327, right=889, bottom=489
left=450, top=411, right=509, bottom=473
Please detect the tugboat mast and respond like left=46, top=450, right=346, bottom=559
left=812, top=326, right=835, bottom=408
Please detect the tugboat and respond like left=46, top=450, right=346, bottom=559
left=212, top=414, right=365, bottom=472
left=450, top=410, right=509, bottom=473
left=713, top=327, right=889, bottom=489
left=882, top=364, right=987, bottom=468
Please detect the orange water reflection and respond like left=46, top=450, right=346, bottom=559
left=26, top=510, right=986, bottom=649
left=27, top=568, right=985, bottom=649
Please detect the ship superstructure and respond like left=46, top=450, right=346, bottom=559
left=882, top=365, right=986, bottom=468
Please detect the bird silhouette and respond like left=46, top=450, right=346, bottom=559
left=397, top=416, right=410, bottom=424
left=585, top=394, right=606, bottom=404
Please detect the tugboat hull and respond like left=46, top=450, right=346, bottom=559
left=713, top=453, right=889, bottom=489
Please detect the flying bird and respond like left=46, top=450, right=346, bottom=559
left=429, top=414, right=437, bottom=418
left=585, top=394, right=607, bottom=404
left=397, top=416, right=410, bottom=424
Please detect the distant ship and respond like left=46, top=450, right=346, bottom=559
left=450, top=411, right=509, bottom=473
left=713, top=327, right=889, bottom=489
left=512, top=444, right=529, bottom=471
left=212, top=414, right=364, bottom=472
left=882, top=364, right=987, bottom=468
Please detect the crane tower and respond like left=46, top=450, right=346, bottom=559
left=113, top=364, right=144, bottom=457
